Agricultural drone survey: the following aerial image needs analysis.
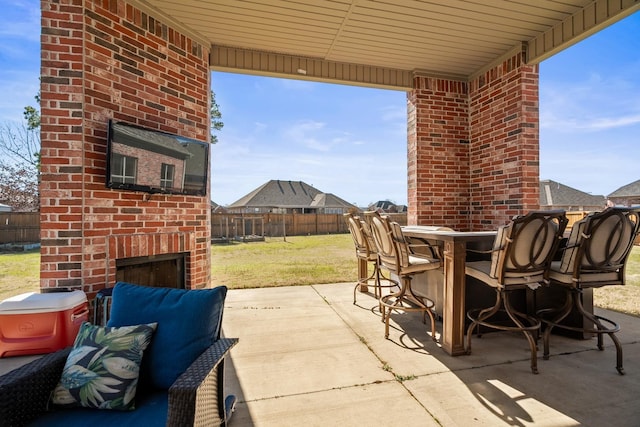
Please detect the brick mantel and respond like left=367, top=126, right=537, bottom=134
left=106, top=232, right=195, bottom=285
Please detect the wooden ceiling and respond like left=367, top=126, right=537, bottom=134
left=139, top=0, right=639, bottom=88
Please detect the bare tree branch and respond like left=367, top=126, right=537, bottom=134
left=0, top=161, right=39, bottom=211
left=0, top=120, right=40, bottom=168
left=0, top=94, right=41, bottom=211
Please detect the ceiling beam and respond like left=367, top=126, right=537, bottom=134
left=210, top=46, right=413, bottom=90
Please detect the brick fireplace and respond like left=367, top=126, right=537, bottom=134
left=39, top=0, right=211, bottom=300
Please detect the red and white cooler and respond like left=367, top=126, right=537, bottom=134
left=0, top=290, right=89, bottom=358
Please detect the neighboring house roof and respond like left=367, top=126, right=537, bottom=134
left=370, top=200, right=397, bottom=211
left=369, top=200, right=407, bottom=213
left=211, top=201, right=227, bottom=213
left=309, top=193, right=353, bottom=209
left=539, top=180, right=605, bottom=209
left=228, top=180, right=355, bottom=210
left=0, top=203, right=11, bottom=212
left=608, top=179, right=640, bottom=198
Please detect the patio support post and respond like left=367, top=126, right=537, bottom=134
left=407, top=76, right=470, bottom=231
left=407, top=48, right=541, bottom=231
left=468, top=50, right=541, bottom=230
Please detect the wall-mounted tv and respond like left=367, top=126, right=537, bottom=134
left=106, top=120, right=209, bottom=196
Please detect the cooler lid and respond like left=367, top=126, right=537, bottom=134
left=0, top=290, right=87, bottom=313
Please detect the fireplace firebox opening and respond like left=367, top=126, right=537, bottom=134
left=115, top=253, right=186, bottom=289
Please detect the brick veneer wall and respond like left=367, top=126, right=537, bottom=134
left=40, top=0, right=211, bottom=297
left=408, top=51, right=540, bottom=231
left=407, top=77, right=470, bottom=230
left=468, top=52, right=540, bottom=230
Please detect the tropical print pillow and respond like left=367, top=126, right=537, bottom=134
left=52, top=321, right=157, bottom=411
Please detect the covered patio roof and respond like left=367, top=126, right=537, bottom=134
left=141, top=0, right=639, bottom=89
left=35, top=0, right=639, bottom=290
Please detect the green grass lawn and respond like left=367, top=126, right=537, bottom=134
left=0, top=250, right=40, bottom=301
left=211, top=234, right=357, bottom=288
left=594, top=243, right=640, bottom=317
left=1, top=236, right=640, bottom=317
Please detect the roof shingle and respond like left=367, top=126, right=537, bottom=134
left=228, top=180, right=353, bottom=209
left=539, top=180, right=605, bottom=208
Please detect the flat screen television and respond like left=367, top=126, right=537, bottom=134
left=106, top=120, right=209, bottom=196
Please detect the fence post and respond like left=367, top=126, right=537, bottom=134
left=282, top=212, right=286, bottom=242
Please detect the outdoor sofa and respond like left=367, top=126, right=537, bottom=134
left=0, top=282, right=238, bottom=426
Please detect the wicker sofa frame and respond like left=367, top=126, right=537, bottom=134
left=0, top=337, right=238, bottom=426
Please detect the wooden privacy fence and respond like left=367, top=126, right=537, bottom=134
left=211, top=211, right=636, bottom=241
left=3, top=211, right=637, bottom=244
left=0, top=212, right=40, bottom=244
left=212, top=212, right=408, bottom=239
left=566, top=211, right=588, bottom=229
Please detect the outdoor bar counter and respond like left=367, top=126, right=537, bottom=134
left=402, top=227, right=496, bottom=355
left=402, top=226, right=594, bottom=356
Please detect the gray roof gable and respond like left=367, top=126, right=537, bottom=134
left=310, top=192, right=354, bottom=208
left=229, top=180, right=351, bottom=208
left=540, top=180, right=605, bottom=207
left=608, top=179, right=640, bottom=198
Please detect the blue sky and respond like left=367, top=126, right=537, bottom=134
left=1, top=1, right=638, bottom=207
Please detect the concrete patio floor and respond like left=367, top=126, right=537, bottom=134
left=222, top=283, right=640, bottom=427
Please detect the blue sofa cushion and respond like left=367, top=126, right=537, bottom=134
left=29, top=390, right=168, bottom=427
left=52, top=321, right=157, bottom=410
left=107, top=282, right=227, bottom=389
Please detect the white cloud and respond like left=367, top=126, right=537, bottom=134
left=253, top=122, right=268, bottom=132
left=283, top=120, right=335, bottom=152
left=380, top=104, right=406, bottom=122
left=541, top=85, right=640, bottom=132
left=583, top=115, right=640, bottom=130
left=287, top=120, right=325, bottom=134
left=541, top=112, right=640, bottom=132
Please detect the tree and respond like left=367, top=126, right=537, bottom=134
left=0, top=111, right=40, bottom=169
left=210, top=90, right=223, bottom=144
left=0, top=162, right=39, bottom=211
left=0, top=94, right=41, bottom=211
left=24, top=92, right=41, bottom=130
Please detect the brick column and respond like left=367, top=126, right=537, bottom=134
left=40, top=0, right=212, bottom=297
left=407, top=50, right=540, bottom=231
left=40, top=0, right=85, bottom=289
left=407, top=77, right=469, bottom=230
left=468, top=52, right=541, bottom=229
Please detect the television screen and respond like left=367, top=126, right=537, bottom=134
left=106, top=120, right=209, bottom=196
